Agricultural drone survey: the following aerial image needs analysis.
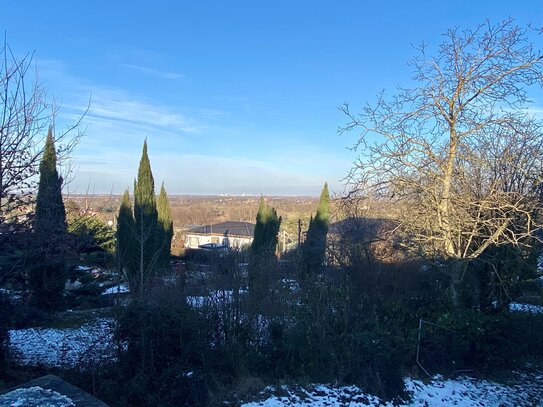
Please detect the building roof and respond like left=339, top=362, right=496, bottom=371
left=187, top=221, right=255, bottom=238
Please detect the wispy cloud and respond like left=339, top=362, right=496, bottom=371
left=41, top=61, right=190, bottom=132
left=38, top=58, right=345, bottom=196
left=88, top=90, right=196, bottom=131
left=121, top=63, right=183, bottom=80
left=523, top=107, right=543, bottom=118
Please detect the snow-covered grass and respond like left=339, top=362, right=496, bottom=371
left=404, top=373, right=543, bottom=407
left=0, top=386, right=74, bottom=407
left=0, top=288, right=23, bottom=303
left=242, top=372, right=543, bottom=406
left=74, top=264, right=115, bottom=277
left=509, top=302, right=543, bottom=313
left=8, top=318, right=116, bottom=368
left=101, top=283, right=130, bottom=295
left=242, top=385, right=382, bottom=407
left=186, top=289, right=247, bottom=308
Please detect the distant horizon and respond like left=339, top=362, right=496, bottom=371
left=63, top=192, right=323, bottom=198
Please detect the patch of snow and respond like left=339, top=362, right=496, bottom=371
left=8, top=318, right=116, bottom=368
left=186, top=289, right=247, bottom=308
left=0, top=288, right=23, bottom=303
left=509, top=302, right=543, bottom=313
left=186, top=295, right=206, bottom=308
left=405, top=373, right=543, bottom=406
left=75, top=265, right=116, bottom=277
left=0, top=386, right=74, bottom=407
left=101, top=283, right=130, bottom=295
left=241, top=372, right=543, bottom=406
left=64, top=280, right=83, bottom=291
left=242, top=384, right=386, bottom=407
left=281, top=278, right=300, bottom=293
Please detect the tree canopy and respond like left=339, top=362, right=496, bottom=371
left=340, top=19, right=543, bottom=262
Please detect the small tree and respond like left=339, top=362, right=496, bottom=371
left=30, top=129, right=67, bottom=310
left=157, top=182, right=173, bottom=269
left=340, top=19, right=543, bottom=307
left=303, top=182, right=330, bottom=275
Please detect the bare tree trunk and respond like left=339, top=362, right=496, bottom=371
left=439, top=125, right=459, bottom=258
left=449, top=261, right=463, bottom=308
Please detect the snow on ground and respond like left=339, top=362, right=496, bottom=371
left=404, top=373, right=543, bottom=406
left=101, top=283, right=130, bottom=295
left=8, top=319, right=116, bottom=368
left=0, top=288, right=23, bottom=303
left=242, top=372, right=543, bottom=407
left=74, top=265, right=114, bottom=277
left=186, top=289, right=247, bottom=308
left=0, top=386, right=74, bottom=407
left=509, top=302, right=543, bottom=313
left=74, top=265, right=93, bottom=272
left=242, top=385, right=384, bottom=407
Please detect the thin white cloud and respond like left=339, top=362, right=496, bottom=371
left=121, top=63, right=183, bottom=80
left=39, top=59, right=199, bottom=134
left=87, top=90, right=197, bottom=132
left=38, top=58, right=345, bottom=196
left=523, top=107, right=543, bottom=118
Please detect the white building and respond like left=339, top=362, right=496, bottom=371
left=184, top=221, right=255, bottom=249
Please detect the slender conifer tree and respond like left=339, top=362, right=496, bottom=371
left=251, top=197, right=281, bottom=257
left=131, top=140, right=159, bottom=293
left=117, top=189, right=136, bottom=276
left=35, top=128, right=66, bottom=235
left=157, top=182, right=173, bottom=268
left=30, top=128, right=67, bottom=310
left=249, top=197, right=281, bottom=297
left=303, top=182, right=330, bottom=274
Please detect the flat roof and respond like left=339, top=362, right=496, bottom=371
left=187, top=221, right=255, bottom=237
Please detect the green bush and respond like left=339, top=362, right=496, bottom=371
left=419, top=309, right=543, bottom=372
left=68, top=215, right=116, bottom=255
left=28, top=262, right=67, bottom=312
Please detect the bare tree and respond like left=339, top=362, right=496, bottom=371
left=339, top=19, right=543, bottom=304
left=0, top=38, right=83, bottom=226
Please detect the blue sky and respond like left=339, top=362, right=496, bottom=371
left=2, top=1, right=542, bottom=195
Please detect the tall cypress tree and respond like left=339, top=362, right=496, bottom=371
left=303, top=182, right=330, bottom=275
left=30, top=128, right=67, bottom=310
left=251, top=197, right=281, bottom=257
left=249, top=197, right=281, bottom=297
left=157, top=182, right=173, bottom=268
left=132, top=140, right=159, bottom=293
left=117, top=189, right=136, bottom=276
left=35, top=128, right=66, bottom=235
